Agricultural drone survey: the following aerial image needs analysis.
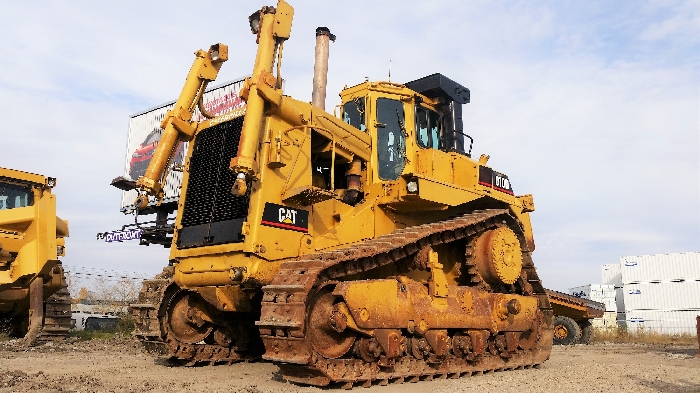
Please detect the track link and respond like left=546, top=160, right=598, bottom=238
left=37, top=284, right=72, bottom=341
left=22, top=266, right=72, bottom=346
left=130, top=267, right=254, bottom=365
left=130, top=209, right=553, bottom=385
left=257, top=209, right=553, bottom=387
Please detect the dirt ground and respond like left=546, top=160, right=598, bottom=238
left=0, top=337, right=698, bottom=393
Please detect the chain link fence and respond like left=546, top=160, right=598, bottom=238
left=62, top=265, right=155, bottom=314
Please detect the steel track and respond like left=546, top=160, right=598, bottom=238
left=131, top=209, right=553, bottom=387
left=257, top=209, right=553, bottom=387
left=37, top=284, right=72, bottom=341
left=131, top=267, right=256, bottom=364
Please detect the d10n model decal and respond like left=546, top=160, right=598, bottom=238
left=260, top=203, right=309, bottom=233
left=478, top=166, right=514, bottom=195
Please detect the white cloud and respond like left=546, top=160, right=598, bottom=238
left=640, top=0, right=700, bottom=41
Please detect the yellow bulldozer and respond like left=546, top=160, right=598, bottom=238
left=0, top=167, right=71, bottom=344
left=129, top=0, right=553, bottom=387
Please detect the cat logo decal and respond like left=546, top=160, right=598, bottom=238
left=260, top=203, right=309, bottom=233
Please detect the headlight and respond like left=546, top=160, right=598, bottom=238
left=407, top=180, right=418, bottom=194
left=248, top=11, right=261, bottom=34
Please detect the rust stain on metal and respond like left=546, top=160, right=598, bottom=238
left=130, top=211, right=554, bottom=387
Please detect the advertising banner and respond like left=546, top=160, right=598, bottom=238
left=96, top=228, right=143, bottom=243
left=120, top=77, right=247, bottom=212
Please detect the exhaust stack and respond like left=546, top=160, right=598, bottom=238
left=311, top=27, right=336, bottom=110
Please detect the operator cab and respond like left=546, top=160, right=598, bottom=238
left=405, top=73, right=472, bottom=157
left=339, top=73, right=473, bottom=183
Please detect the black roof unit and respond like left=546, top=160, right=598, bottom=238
left=404, top=73, right=470, bottom=104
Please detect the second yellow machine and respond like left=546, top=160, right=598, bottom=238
left=130, top=0, right=553, bottom=386
left=0, top=167, right=70, bottom=344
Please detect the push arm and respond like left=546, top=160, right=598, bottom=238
left=135, top=44, right=228, bottom=207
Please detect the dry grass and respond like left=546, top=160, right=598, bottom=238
left=593, top=326, right=698, bottom=345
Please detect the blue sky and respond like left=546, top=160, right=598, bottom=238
left=1, top=0, right=698, bottom=291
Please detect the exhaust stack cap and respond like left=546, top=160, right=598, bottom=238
left=316, top=27, right=336, bottom=42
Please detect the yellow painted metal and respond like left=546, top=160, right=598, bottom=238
left=195, top=285, right=253, bottom=312
left=136, top=44, right=228, bottom=199
left=271, top=0, right=294, bottom=39
left=0, top=167, right=67, bottom=315
left=335, top=278, right=538, bottom=333
left=174, top=252, right=283, bottom=289
left=231, top=1, right=295, bottom=180
left=164, top=69, right=538, bottom=295
left=546, top=289, right=598, bottom=320
left=427, top=249, right=448, bottom=299
left=311, top=198, right=375, bottom=251
left=0, top=168, right=46, bottom=185
left=132, top=0, right=540, bottom=331
left=474, top=227, right=523, bottom=285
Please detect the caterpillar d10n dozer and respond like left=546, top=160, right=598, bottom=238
left=129, top=0, right=553, bottom=387
left=0, top=167, right=71, bottom=345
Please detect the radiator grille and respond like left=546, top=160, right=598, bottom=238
left=179, top=117, right=249, bottom=245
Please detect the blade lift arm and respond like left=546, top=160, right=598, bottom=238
left=134, top=44, right=228, bottom=209
left=230, top=0, right=294, bottom=196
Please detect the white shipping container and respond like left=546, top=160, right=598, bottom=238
left=616, top=287, right=626, bottom=312
left=617, top=312, right=627, bottom=330
left=588, top=296, right=616, bottom=312
left=570, top=284, right=617, bottom=312
left=604, top=298, right=617, bottom=312
left=624, top=310, right=700, bottom=334
left=120, top=78, right=248, bottom=212
left=589, top=291, right=616, bottom=300
left=591, top=311, right=618, bottom=328
left=620, top=252, right=700, bottom=284
left=569, top=284, right=615, bottom=298
left=623, top=281, right=700, bottom=311
left=602, top=263, right=623, bottom=287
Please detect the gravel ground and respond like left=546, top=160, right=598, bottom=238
left=0, top=337, right=698, bottom=392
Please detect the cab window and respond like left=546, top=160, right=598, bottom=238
left=342, top=97, right=366, bottom=131
left=0, top=183, right=33, bottom=210
left=376, top=98, right=406, bottom=180
left=416, top=106, right=441, bottom=149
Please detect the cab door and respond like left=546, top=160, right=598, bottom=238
left=374, top=97, right=407, bottom=182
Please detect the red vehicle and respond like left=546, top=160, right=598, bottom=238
left=129, top=129, right=184, bottom=180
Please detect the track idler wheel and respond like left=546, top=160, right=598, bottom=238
left=474, top=226, right=523, bottom=285
left=307, top=288, right=355, bottom=359
left=166, top=291, right=214, bottom=344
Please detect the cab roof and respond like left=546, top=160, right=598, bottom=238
left=404, top=73, right=470, bottom=104
left=0, top=167, right=50, bottom=186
